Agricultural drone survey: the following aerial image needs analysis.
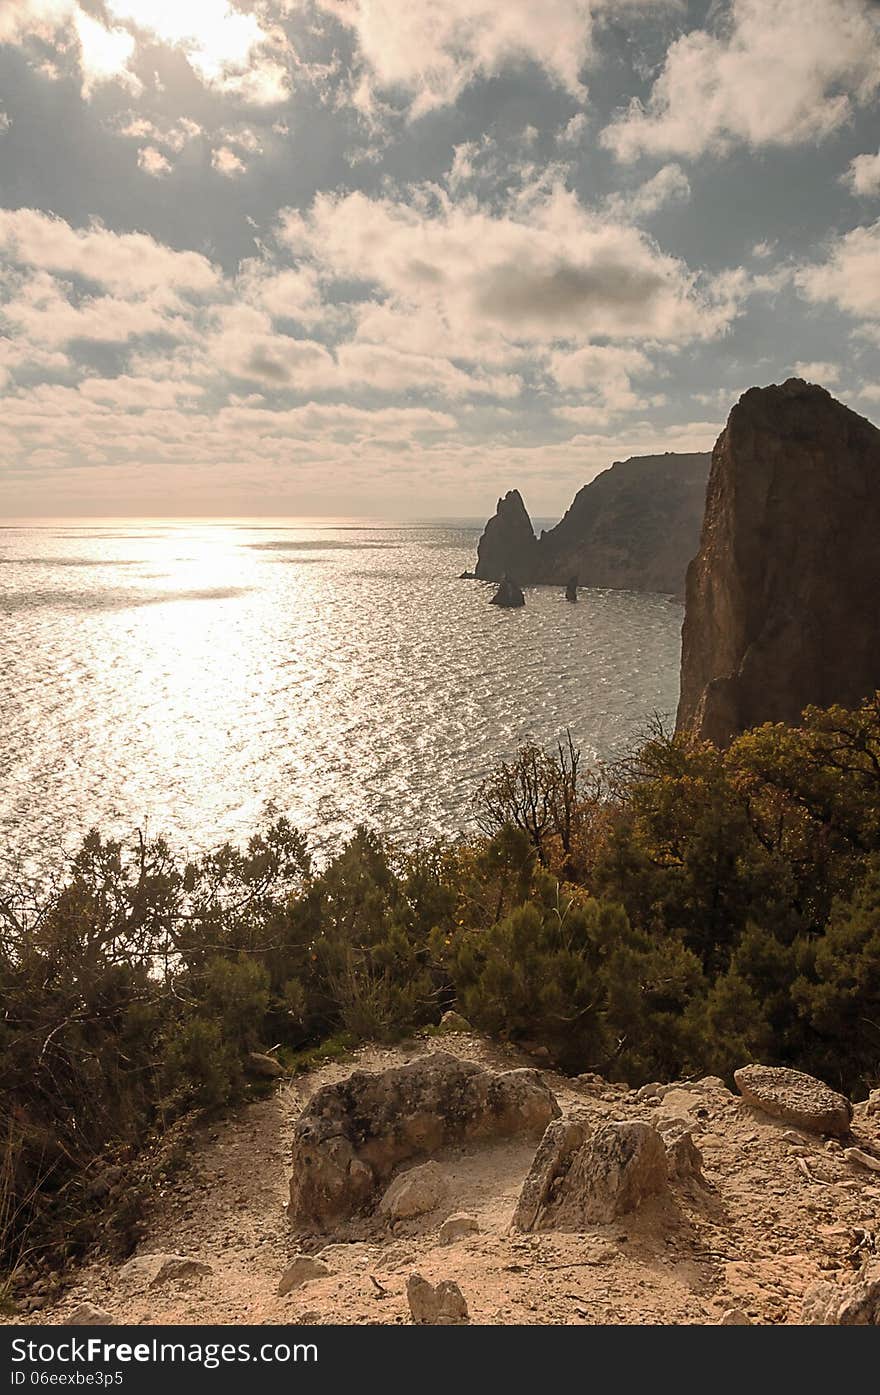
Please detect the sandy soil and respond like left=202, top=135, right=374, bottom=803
left=32, top=1035, right=880, bottom=1325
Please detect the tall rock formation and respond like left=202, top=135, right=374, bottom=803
left=676, top=379, right=880, bottom=746
left=474, top=453, right=710, bottom=596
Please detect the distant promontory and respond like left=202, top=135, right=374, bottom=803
left=474, top=452, right=710, bottom=597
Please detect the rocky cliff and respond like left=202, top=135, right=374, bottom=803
left=475, top=453, right=710, bottom=595
left=676, top=379, right=880, bottom=746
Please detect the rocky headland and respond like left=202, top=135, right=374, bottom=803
left=474, top=452, right=710, bottom=597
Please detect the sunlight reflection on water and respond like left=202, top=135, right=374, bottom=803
left=0, top=519, right=683, bottom=873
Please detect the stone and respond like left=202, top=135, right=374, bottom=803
left=68, top=1302, right=114, bottom=1325
left=860, top=1089, right=880, bottom=1118
left=514, top=1119, right=668, bottom=1231
left=278, top=1256, right=331, bottom=1296
left=677, top=379, right=880, bottom=745
left=438, top=1213, right=480, bottom=1245
left=511, top=1117, right=589, bottom=1232
left=406, top=1273, right=469, bottom=1325
left=802, top=1259, right=880, bottom=1324
left=245, top=1051, right=285, bottom=1079
left=118, top=1253, right=213, bottom=1289
left=660, top=1121, right=706, bottom=1186
left=288, top=1051, right=559, bottom=1228
left=489, top=575, right=526, bottom=608
left=843, top=1148, right=880, bottom=1174
left=378, top=1162, right=448, bottom=1220
left=437, top=1010, right=471, bottom=1035
left=720, top=1308, right=752, bottom=1325
left=734, top=1064, right=852, bottom=1137
left=473, top=455, right=710, bottom=596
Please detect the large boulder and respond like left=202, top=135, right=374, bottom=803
left=288, top=1052, right=559, bottom=1228
left=513, top=1119, right=668, bottom=1231
left=734, top=1064, right=852, bottom=1137
left=802, top=1260, right=880, bottom=1324
left=677, top=379, right=880, bottom=745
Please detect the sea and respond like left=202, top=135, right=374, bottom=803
left=0, top=519, right=683, bottom=877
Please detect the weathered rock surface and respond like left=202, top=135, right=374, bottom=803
left=406, top=1273, right=469, bottom=1325
left=677, top=379, right=880, bottom=745
left=118, top=1253, right=213, bottom=1289
left=843, top=1147, right=880, bottom=1173
left=660, top=1122, right=706, bottom=1187
left=802, top=1260, right=880, bottom=1324
left=379, top=1162, right=449, bottom=1220
left=514, top=1119, right=668, bottom=1230
left=245, top=1051, right=285, bottom=1079
left=720, top=1307, right=752, bottom=1325
left=437, top=1010, right=472, bottom=1035
left=68, top=1301, right=115, bottom=1325
left=734, top=1064, right=852, bottom=1137
left=277, top=1256, right=331, bottom=1296
left=474, top=454, right=710, bottom=595
left=438, top=1213, right=480, bottom=1245
left=288, top=1051, right=559, bottom=1228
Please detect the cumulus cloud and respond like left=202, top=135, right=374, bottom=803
left=278, top=180, right=743, bottom=361
left=792, top=360, right=841, bottom=385
left=314, top=0, right=670, bottom=116
left=602, top=0, right=880, bottom=161
left=211, top=146, right=247, bottom=177
left=796, top=220, right=880, bottom=322
left=137, top=145, right=171, bottom=177
left=604, top=163, right=691, bottom=220
left=843, top=149, right=880, bottom=198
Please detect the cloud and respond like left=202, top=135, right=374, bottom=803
left=604, top=163, right=691, bottom=219
left=796, top=219, right=880, bottom=322
left=1, top=0, right=291, bottom=104
left=315, top=0, right=670, bottom=117
left=0, top=208, right=220, bottom=294
left=602, top=0, right=880, bottom=161
left=792, top=360, right=841, bottom=385
left=137, top=145, right=171, bottom=177
left=843, top=149, right=880, bottom=198
left=279, top=180, right=743, bottom=361
left=211, top=146, right=247, bottom=177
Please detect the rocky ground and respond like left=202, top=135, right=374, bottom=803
left=17, top=1033, right=880, bottom=1326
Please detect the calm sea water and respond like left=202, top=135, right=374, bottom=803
left=0, top=519, right=683, bottom=875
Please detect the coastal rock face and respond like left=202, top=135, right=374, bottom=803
left=734, top=1064, right=852, bottom=1137
left=288, top=1051, right=559, bottom=1228
left=474, top=453, right=710, bottom=595
left=677, top=380, right=880, bottom=745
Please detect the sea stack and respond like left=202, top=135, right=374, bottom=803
left=676, top=379, right=880, bottom=746
left=565, top=577, right=578, bottom=602
left=490, top=576, right=526, bottom=608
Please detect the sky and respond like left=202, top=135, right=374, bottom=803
left=0, top=0, right=879, bottom=519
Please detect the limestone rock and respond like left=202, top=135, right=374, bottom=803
left=119, top=1253, right=213, bottom=1289
left=439, top=1213, right=480, bottom=1245
left=277, top=1256, right=331, bottom=1296
left=677, top=379, right=880, bottom=745
left=843, top=1147, right=880, bottom=1173
left=437, top=1010, right=471, bottom=1035
left=474, top=454, right=710, bottom=595
left=245, top=1051, right=285, bottom=1079
left=406, top=1273, right=469, bottom=1325
left=68, top=1302, right=115, bottom=1325
left=511, top=1117, right=588, bottom=1232
left=288, top=1051, right=559, bottom=1228
left=734, top=1064, right=852, bottom=1137
left=802, top=1260, right=880, bottom=1324
left=720, top=1308, right=752, bottom=1325
left=378, top=1162, right=448, bottom=1220
left=514, top=1119, right=668, bottom=1231
left=660, top=1120, right=706, bottom=1186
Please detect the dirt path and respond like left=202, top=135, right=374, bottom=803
left=38, top=1036, right=880, bottom=1325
